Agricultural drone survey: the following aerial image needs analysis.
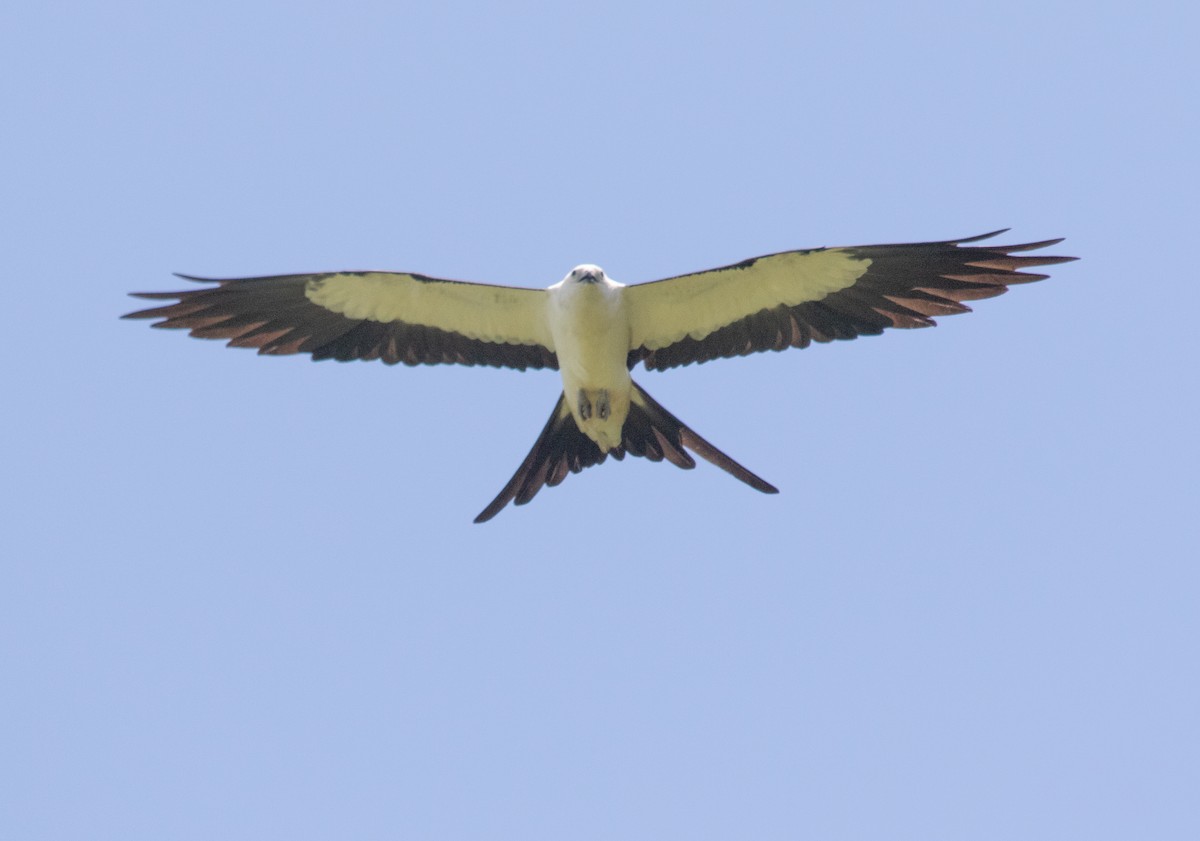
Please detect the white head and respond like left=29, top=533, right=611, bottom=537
left=566, top=264, right=606, bottom=284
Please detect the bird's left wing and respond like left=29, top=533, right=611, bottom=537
left=625, top=231, right=1076, bottom=371
left=125, top=271, right=557, bottom=370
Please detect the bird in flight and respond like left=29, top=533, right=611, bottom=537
left=125, top=230, right=1075, bottom=522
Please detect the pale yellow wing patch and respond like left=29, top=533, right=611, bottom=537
left=305, top=272, right=553, bottom=349
left=625, top=249, right=871, bottom=350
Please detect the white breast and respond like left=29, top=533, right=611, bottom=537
left=545, top=271, right=634, bottom=450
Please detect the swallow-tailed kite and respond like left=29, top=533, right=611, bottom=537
left=125, top=230, right=1075, bottom=522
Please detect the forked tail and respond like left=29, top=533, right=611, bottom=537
left=474, top=382, right=777, bottom=523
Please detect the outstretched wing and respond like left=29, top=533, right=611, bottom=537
left=124, top=271, right=557, bottom=370
left=625, top=231, right=1076, bottom=371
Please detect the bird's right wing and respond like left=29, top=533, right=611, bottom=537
left=125, top=270, right=557, bottom=370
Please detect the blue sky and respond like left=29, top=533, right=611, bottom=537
left=3, top=2, right=1197, bottom=839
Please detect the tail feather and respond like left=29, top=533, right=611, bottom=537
left=635, top=385, right=778, bottom=496
left=473, top=382, right=777, bottom=523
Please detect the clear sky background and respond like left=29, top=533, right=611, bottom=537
left=3, top=2, right=1197, bottom=839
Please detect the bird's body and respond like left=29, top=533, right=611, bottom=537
left=546, top=266, right=632, bottom=451
left=125, top=230, right=1076, bottom=521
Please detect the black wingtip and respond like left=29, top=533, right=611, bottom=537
left=125, top=290, right=182, bottom=301
left=121, top=296, right=176, bottom=319
left=124, top=281, right=202, bottom=318
left=954, top=228, right=1011, bottom=244
left=173, top=273, right=218, bottom=283
left=866, top=229, right=1012, bottom=250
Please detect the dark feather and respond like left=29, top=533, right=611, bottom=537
left=125, top=275, right=558, bottom=371
left=633, top=232, right=1076, bottom=371
left=474, top=383, right=776, bottom=523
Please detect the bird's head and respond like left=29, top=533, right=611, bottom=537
left=567, top=264, right=606, bottom=284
